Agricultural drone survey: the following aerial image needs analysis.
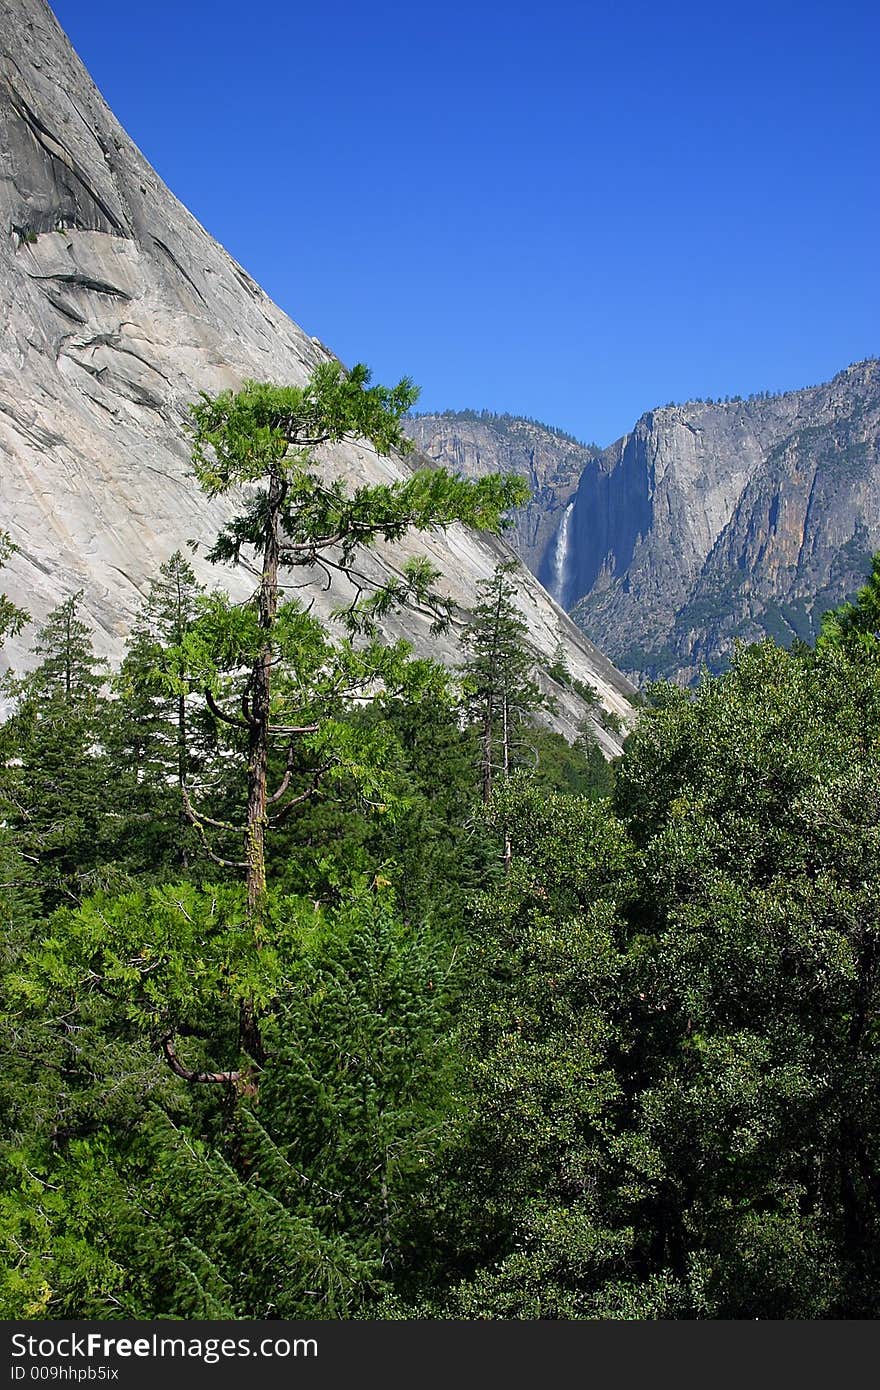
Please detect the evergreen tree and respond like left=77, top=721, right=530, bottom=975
left=106, top=553, right=206, bottom=875
left=460, top=562, right=544, bottom=807
left=459, top=563, right=544, bottom=872
left=356, top=693, right=501, bottom=931
left=414, top=635, right=880, bottom=1318
left=111, top=552, right=204, bottom=788
left=171, top=363, right=527, bottom=1083
left=0, top=531, right=28, bottom=654
left=3, top=596, right=110, bottom=905
left=185, top=364, right=526, bottom=911
left=524, top=723, right=615, bottom=801
left=818, top=552, right=880, bottom=653
left=26, top=592, right=105, bottom=704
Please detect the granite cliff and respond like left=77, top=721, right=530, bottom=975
left=0, top=0, right=636, bottom=750
left=568, top=361, right=880, bottom=681
left=412, top=363, right=880, bottom=684
left=404, top=412, right=598, bottom=600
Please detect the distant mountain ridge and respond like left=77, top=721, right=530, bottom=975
left=410, top=408, right=597, bottom=450
left=410, top=361, right=880, bottom=683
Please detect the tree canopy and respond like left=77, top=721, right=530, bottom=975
left=2, top=370, right=879, bottom=1320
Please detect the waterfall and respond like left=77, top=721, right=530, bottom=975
left=551, top=500, right=574, bottom=607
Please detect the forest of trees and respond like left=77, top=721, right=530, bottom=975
left=1, top=365, right=879, bottom=1320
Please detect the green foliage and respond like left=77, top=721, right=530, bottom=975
left=598, top=707, right=624, bottom=736
left=23, top=593, right=105, bottom=703
left=178, top=360, right=528, bottom=928
left=525, top=724, right=615, bottom=800
left=546, top=642, right=602, bottom=709
left=189, top=363, right=419, bottom=493
left=354, top=694, right=501, bottom=930
left=16, top=882, right=259, bottom=1053
left=189, top=368, right=528, bottom=636
left=1, top=1141, right=133, bottom=1318
left=818, top=551, right=880, bottom=654
left=0, top=358, right=536, bottom=1321
left=1, top=597, right=115, bottom=906
left=409, top=635, right=880, bottom=1318
left=1, top=883, right=454, bottom=1318
left=8, top=395, right=880, bottom=1321
left=164, top=589, right=452, bottom=861
left=104, top=553, right=206, bottom=875
left=460, top=563, right=544, bottom=801
left=0, top=531, right=28, bottom=653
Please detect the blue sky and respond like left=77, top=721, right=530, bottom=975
left=50, top=0, right=879, bottom=445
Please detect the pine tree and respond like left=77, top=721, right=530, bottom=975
left=460, top=563, right=544, bottom=873
left=164, top=361, right=528, bottom=1084
left=26, top=592, right=105, bottom=704
left=460, top=562, right=544, bottom=805
left=0, top=531, right=28, bottom=655
left=106, top=553, right=206, bottom=874
left=5, top=595, right=109, bottom=904
left=818, top=552, right=880, bottom=652
left=112, top=553, right=203, bottom=785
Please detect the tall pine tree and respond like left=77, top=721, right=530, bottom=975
left=106, top=553, right=206, bottom=875
left=5, top=594, right=109, bottom=904
left=460, top=563, right=544, bottom=805
left=170, top=362, right=527, bottom=1084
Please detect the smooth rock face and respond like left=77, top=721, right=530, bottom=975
left=404, top=413, right=599, bottom=600
left=0, top=0, right=636, bottom=751
left=568, top=362, right=880, bottom=681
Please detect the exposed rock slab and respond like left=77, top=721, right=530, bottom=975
left=567, top=361, right=880, bottom=682
left=0, top=0, right=636, bottom=749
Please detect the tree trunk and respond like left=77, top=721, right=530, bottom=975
left=481, top=716, right=493, bottom=804
left=240, top=469, right=285, bottom=1071
left=502, top=689, right=512, bottom=874
left=177, top=690, right=190, bottom=869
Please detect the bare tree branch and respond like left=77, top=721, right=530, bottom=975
left=205, top=688, right=249, bottom=731
left=268, top=763, right=333, bottom=824
left=182, top=785, right=241, bottom=835
left=160, top=1032, right=240, bottom=1086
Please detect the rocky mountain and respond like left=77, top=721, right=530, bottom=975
left=404, top=412, right=598, bottom=599
left=566, top=361, right=880, bottom=682
left=413, top=364, right=880, bottom=685
left=0, top=0, right=636, bottom=752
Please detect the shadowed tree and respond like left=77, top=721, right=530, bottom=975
left=3, top=594, right=109, bottom=905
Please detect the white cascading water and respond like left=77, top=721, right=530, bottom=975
left=551, top=500, right=575, bottom=606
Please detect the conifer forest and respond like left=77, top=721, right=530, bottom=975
left=2, top=366, right=879, bottom=1321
